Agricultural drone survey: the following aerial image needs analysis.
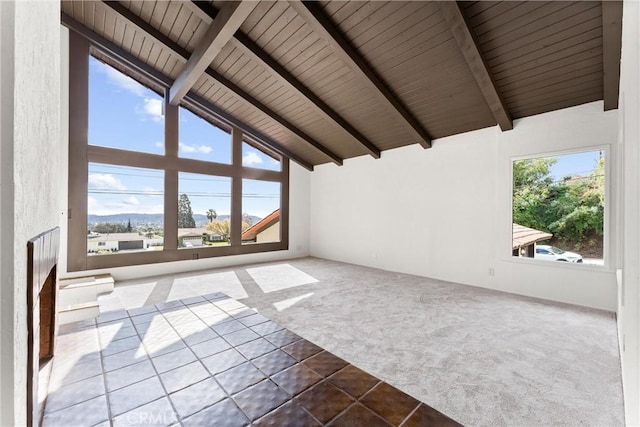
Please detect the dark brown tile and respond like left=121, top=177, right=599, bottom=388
left=253, top=350, right=297, bottom=376
left=329, top=403, right=392, bottom=427
left=328, top=365, right=380, bottom=399
left=236, top=338, right=277, bottom=360
left=400, top=403, right=462, bottom=427
left=254, top=401, right=321, bottom=427
left=265, top=329, right=301, bottom=347
left=271, top=364, right=323, bottom=396
left=296, top=381, right=355, bottom=424
left=215, top=362, right=265, bottom=394
left=233, top=380, right=289, bottom=421
left=182, top=398, right=249, bottom=427
left=251, top=321, right=285, bottom=336
left=302, top=351, right=349, bottom=378
left=360, top=382, right=420, bottom=426
left=282, top=339, right=323, bottom=362
left=201, top=348, right=246, bottom=375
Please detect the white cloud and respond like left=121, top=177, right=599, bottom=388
left=179, top=142, right=213, bottom=154
left=155, top=141, right=164, bottom=148
left=88, top=174, right=127, bottom=191
left=97, top=61, right=146, bottom=97
left=123, top=196, right=140, bottom=206
left=243, top=151, right=263, bottom=165
left=141, top=98, right=164, bottom=122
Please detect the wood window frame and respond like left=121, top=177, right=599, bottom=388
left=67, top=32, right=289, bottom=272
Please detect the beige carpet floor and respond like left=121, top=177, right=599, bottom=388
left=101, top=257, right=624, bottom=426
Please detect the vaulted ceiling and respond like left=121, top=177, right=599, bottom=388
left=61, top=1, right=623, bottom=170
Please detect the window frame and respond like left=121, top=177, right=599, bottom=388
left=67, top=34, right=289, bottom=272
left=508, top=145, right=611, bottom=271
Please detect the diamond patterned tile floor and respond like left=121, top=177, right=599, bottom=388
left=43, top=292, right=460, bottom=426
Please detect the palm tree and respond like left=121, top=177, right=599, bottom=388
left=206, top=208, right=217, bottom=223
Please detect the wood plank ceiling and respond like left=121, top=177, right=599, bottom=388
left=61, top=1, right=623, bottom=170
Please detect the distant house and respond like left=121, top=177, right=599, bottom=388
left=512, top=223, right=553, bottom=258
left=87, top=232, right=148, bottom=253
left=242, top=209, right=280, bottom=244
left=178, top=228, right=205, bottom=247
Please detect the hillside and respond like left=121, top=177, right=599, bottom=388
left=88, top=213, right=261, bottom=228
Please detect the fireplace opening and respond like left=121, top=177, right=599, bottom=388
left=27, top=227, right=59, bottom=427
left=38, top=266, right=56, bottom=362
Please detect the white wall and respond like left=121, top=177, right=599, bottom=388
left=0, top=1, right=62, bottom=425
left=311, top=101, right=618, bottom=311
left=618, top=0, right=640, bottom=424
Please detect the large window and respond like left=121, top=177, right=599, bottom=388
left=67, top=43, right=289, bottom=271
left=511, top=149, right=606, bottom=266
left=87, top=164, right=164, bottom=255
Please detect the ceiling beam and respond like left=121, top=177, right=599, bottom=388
left=101, top=1, right=342, bottom=166
left=60, top=12, right=314, bottom=171
left=289, top=0, right=432, bottom=149
left=439, top=2, right=513, bottom=131
left=602, top=0, right=623, bottom=111
left=169, top=1, right=256, bottom=105
left=187, top=1, right=381, bottom=159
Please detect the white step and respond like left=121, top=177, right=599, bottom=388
left=58, top=302, right=100, bottom=325
left=58, top=274, right=114, bottom=307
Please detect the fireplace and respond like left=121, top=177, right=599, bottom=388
left=27, top=227, right=60, bottom=427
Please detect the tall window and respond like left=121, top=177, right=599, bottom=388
left=511, top=149, right=606, bottom=266
left=67, top=42, right=289, bottom=271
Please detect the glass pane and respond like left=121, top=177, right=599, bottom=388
left=242, top=180, right=281, bottom=245
left=87, top=163, right=164, bottom=255
left=242, top=141, right=281, bottom=171
left=179, top=107, right=231, bottom=164
left=178, top=173, right=231, bottom=248
left=88, top=56, right=164, bottom=154
left=512, top=150, right=605, bottom=266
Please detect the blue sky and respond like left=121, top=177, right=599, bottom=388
left=87, top=56, right=280, bottom=218
left=548, top=150, right=603, bottom=180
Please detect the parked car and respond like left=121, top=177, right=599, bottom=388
left=534, top=245, right=583, bottom=263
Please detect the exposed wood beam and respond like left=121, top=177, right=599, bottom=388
left=101, top=1, right=341, bottom=166
left=169, top=1, right=256, bottom=105
left=289, top=0, right=432, bottom=149
left=602, top=0, right=623, bottom=111
left=61, top=12, right=314, bottom=171
left=188, top=1, right=381, bottom=159
left=439, top=2, right=513, bottom=131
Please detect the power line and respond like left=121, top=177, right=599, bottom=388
left=88, top=189, right=279, bottom=198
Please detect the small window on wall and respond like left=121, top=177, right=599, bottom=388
left=241, top=179, right=281, bottom=245
left=512, top=150, right=605, bottom=266
left=88, top=57, right=164, bottom=155
left=87, top=163, right=164, bottom=255
left=242, top=140, right=281, bottom=171
left=178, top=173, right=231, bottom=248
left=179, top=107, right=231, bottom=164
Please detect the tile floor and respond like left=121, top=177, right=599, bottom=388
left=43, top=292, right=460, bottom=426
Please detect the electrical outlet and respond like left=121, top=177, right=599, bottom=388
left=488, top=267, right=495, bottom=276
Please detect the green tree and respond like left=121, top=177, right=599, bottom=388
left=206, top=219, right=230, bottom=241
left=178, top=194, right=196, bottom=228
left=92, top=223, right=126, bottom=233
left=512, top=154, right=605, bottom=251
left=242, top=213, right=253, bottom=227
left=512, top=157, right=557, bottom=231
left=126, top=218, right=132, bottom=232
left=206, top=208, right=217, bottom=223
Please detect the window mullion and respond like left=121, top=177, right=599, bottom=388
left=164, top=92, right=179, bottom=251
left=231, top=126, right=243, bottom=246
